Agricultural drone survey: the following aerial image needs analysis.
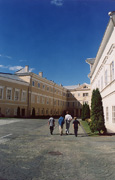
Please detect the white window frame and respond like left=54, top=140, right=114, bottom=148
left=47, top=98, right=49, bottom=105
left=21, top=90, right=27, bottom=102
left=37, top=95, right=40, bottom=103
left=0, top=86, right=4, bottom=100
left=6, top=108, right=10, bottom=115
left=42, top=97, right=45, bottom=104
left=6, top=88, right=12, bottom=100
left=14, top=89, right=20, bottom=101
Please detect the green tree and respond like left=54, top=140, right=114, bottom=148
left=81, top=104, right=85, bottom=121
left=90, top=88, right=106, bottom=134
left=81, top=103, right=90, bottom=121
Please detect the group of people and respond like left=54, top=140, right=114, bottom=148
left=48, top=111, right=80, bottom=137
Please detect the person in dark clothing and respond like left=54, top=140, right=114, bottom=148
left=58, top=115, right=65, bottom=136
left=48, top=117, right=55, bottom=135
left=72, top=117, right=80, bottom=137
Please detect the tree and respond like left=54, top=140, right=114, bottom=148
left=81, top=103, right=90, bottom=121
left=90, top=88, right=106, bottom=134
left=81, top=104, right=85, bottom=121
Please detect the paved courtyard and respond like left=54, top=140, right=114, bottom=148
left=0, top=118, right=114, bottom=180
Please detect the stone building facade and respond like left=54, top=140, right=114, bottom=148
left=0, top=66, right=91, bottom=118
left=86, top=11, right=115, bottom=132
left=64, top=83, right=91, bottom=117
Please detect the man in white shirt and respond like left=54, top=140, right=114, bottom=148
left=65, top=111, right=72, bottom=135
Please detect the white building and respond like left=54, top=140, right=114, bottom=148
left=86, top=11, right=115, bottom=133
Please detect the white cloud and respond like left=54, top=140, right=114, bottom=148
left=0, top=65, right=9, bottom=69
left=0, top=54, right=12, bottom=59
left=9, top=66, right=23, bottom=71
left=51, top=0, right=64, bottom=6
left=0, top=64, right=35, bottom=73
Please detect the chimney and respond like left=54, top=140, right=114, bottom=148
left=25, top=65, right=29, bottom=72
left=39, top=72, right=43, bottom=77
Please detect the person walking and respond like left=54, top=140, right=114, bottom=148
left=58, top=115, right=65, bottom=136
left=65, top=111, right=72, bottom=135
left=73, top=117, right=80, bottom=137
left=48, top=117, right=55, bottom=135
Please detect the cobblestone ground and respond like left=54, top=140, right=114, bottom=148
left=0, top=118, right=115, bottom=180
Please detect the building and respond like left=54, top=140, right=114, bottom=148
left=0, top=72, right=29, bottom=117
left=86, top=11, right=115, bottom=132
left=0, top=66, right=67, bottom=117
left=0, top=66, right=91, bottom=118
left=64, top=83, right=91, bottom=117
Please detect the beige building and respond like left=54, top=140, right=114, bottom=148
left=0, top=66, right=91, bottom=118
left=64, top=83, right=91, bottom=117
left=0, top=66, right=67, bottom=117
left=86, top=11, right=115, bottom=132
left=0, top=73, right=29, bottom=117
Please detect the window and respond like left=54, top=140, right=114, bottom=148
left=43, top=84, right=45, bottom=90
left=78, top=93, right=80, bottom=96
left=14, top=108, right=17, bottom=116
left=41, top=108, right=44, bottom=115
left=37, top=96, right=40, bottom=103
left=105, top=69, right=108, bottom=86
left=21, top=91, right=27, bottom=101
left=110, top=61, right=114, bottom=81
left=46, top=109, right=49, bottom=115
left=42, top=97, right=45, bottom=104
left=32, top=81, right=35, bottom=86
left=0, top=87, right=3, bottom=99
left=6, top=88, right=12, bottom=100
left=47, top=86, right=49, bottom=91
left=51, top=87, right=53, bottom=92
left=47, top=98, right=49, bottom=105
left=83, top=93, right=88, bottom=97
left=14, top=89, right=20, bottom=101
left=38, top=83, right=40, bottom=88
left=106, top=107, right=109, bottom=122
left=112, top=106, right=115, bottom=123
left=6, top=108, right=10, bottom=115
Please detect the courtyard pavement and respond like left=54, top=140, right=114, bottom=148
left=0, top=118, right=115, bottom=180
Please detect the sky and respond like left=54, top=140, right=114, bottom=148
left=0, top=0, right=115, bottom=86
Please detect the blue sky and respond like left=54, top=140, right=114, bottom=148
left=0, top=0, right=115, bottom=86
